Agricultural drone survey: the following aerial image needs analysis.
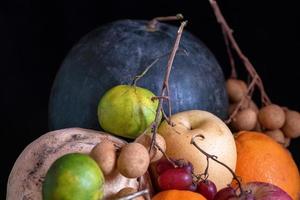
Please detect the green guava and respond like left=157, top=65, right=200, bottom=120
left=98, top=85, right=159, bottom=139
left=42, top=153, right=104, bottom=200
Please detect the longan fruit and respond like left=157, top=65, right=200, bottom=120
left=90, top=140, right=117, bottom=176
left=117, top=143, right=150, bottom=178
left=231, top=108, right=257, bottom=131
left=136, top=133, right=166, bottom=163
left=264, top=129, right=285, bottom=144
left=282, top=110, right=300, bottom=138
left=229, top=97, right=258, bottom=115
left=226, top=79, right=248, bottom=103
left=253, top=122, right=262, bottom=132
left=258, top=104, right=285, bottom=130
left=114, top=187, right=145, bottom=200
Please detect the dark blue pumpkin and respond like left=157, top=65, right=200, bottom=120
left=49, top=20, right=228, bottom=131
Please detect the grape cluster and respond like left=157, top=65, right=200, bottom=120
left=156, top=158, right=220, bottom=200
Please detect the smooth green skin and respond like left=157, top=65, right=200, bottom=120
left=42, top=153, right=104, bottom=200
left=98, top=85, right=159, bottom=139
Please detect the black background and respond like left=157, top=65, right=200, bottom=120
left=1, top=0, right=299, bottom=198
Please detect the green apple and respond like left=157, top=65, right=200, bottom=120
left=42, top=153, right=104, bottom=200
left=98, top=85, right=159, bottom=139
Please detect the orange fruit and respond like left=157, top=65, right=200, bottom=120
left=235, top=131, right=300, bottom=200
left=152, top=190, right=207, bottom=200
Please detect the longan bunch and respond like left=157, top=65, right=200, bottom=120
left=89, top=134, right=166, bottom=199
left=226, top=78, right=300, bottom=147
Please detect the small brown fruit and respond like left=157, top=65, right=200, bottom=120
left=253, top=122, right=262, bottom=132
left=114, top=187, right=145, bottom=200
left=282, top=110, right=300, bottom=138
left=226, top=79, right=248, bottom=102
left=117, top=143, right=150, bottom=178
left=136, top=133, right=166, bottom=162
left=264, top=129, right=285, bottom=144
left=258, top=104, right=285, bottom=130
left=90, top=140, right=117, bottom=176
left=248, top=99, right=259, bottom=114
left=231, top=108, right=257, bottom=131
left=228, top=97, right=259, bottom=115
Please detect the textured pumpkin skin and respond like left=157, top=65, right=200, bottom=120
left=49, top=20, right=228, bottom=130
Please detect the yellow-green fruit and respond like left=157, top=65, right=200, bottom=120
left=98, top=85, right=158, bottom=139
left=42, top=153, right=104, bottom=200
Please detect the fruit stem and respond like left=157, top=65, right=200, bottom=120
left=114, top=189, right=150, bottom=200
left=131, top=57, right=161, bottom=86
left=131, top=49, right=188, bottom=86
left=155, top=143, right=178, bottom=168
left=222, top=27, right=237, bottom=79
left=149, top=20, right=188, bottom=153
left=147, top=14, right=184, bottom=31
left=190, top=134, right=244, bottom=196
left=208, top=0, right=272, bottom=105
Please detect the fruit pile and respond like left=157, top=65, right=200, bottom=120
left=6, top=3, right=300, bottom=200
left=226, top=78, right=300, bottom=147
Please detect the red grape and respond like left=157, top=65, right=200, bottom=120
left=158, top=168, right=193, bottom=190
left=213, top=187, right=237, bottom=200
left=176, top=160, right=194, bottom=174
left=197, top=179, right=217, bottom=200
left=188, top=182, right=197, bottom=192
left=156, top=159, right=175, bottom=175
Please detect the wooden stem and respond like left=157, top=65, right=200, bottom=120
left=149, top=20, right=188, bottom=151
left=208, top=0, right=271, bottom=105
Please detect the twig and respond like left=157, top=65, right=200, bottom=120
left=155, top=143, right=177, bottom=168
left=208, top=0, right=271, bottom=105
left=131, top=49, right=188, bottom=86
left=114, top=189, right=150, bottom=200
left=132, top=57, right=161, bottom=86
left=222, top=27, right=236, bottom=78
left=190, top=134, right=243, bottom=196
left=150, top=20, right=188, bottom=152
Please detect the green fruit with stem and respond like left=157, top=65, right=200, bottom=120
left=42, top=153, right=104, bottom=200
left=98, top=85, right=159, bottom=139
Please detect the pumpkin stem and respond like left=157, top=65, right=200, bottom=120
left=149, top=20, right=188, bottom=153
left=147, top=14, right=184, bottom=31
left=190, top=134, right=245, bottom=197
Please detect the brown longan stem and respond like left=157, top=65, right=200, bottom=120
left=190, top=134, right=244, bottom=196
left=149, top=20, right=188, bottom=152
left=221, top=27, right=237, bottom=78
left=208, top=0, right=272, bottom=105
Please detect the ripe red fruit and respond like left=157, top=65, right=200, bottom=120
left=188, top=182, right=197, bottom=192
left=175, top=160, right=194, bottom=174
left=197, top=179, right=217, bottom=200
left=213, top=187, right=237, bottom=200
left=157, top=168, right=193, bottom=190
left=156, top=159, right=175, bottom=175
